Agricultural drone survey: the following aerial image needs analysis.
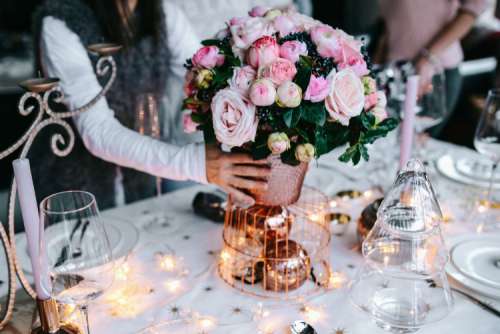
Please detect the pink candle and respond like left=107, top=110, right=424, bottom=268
left=399, top=75, right=420, bottom=169
left=12, top=158, right=51, bottom=300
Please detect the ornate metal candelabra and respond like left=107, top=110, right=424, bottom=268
left=0, top=43, right=121, bottom=329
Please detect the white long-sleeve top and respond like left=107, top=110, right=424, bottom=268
left=40, top=2, right=207, bottom=190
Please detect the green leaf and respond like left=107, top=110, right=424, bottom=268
left=352, top=148, right=361, bottom=165
left=283, top=108, right=302, bottom=128
left=301, top=103, right=326, bottom=126
left=294, top=55, right=313, bottom=91
left=360, top=112, right=376, bottom=129
left=190, top=112, right=207, bottom=124
left=201, top=39, right=220, bottom=46
left=314, top=128, right=328, bottom=156
left=281, top=145, right=300, bottom=166
left=359, top=144, right=370, bottom=161
left=338, top=144, right=358, bottom=163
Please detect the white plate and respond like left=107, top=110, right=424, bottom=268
left=436, top=155, right=500, bottom=189
left=16, top=216, right=139, bottom=275
left=451, top=237, right=500, bottom=289
left=446, top=235, right=500, bottom=300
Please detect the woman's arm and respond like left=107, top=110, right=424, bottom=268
left=416, top=0, right=488, bottom=94
left=40, top=16, right=207, bottom=183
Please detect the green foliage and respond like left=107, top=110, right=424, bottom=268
left=294, top=56, right=313, bottom=91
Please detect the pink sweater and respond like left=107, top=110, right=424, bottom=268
left=379, top=0, right=488, bottom=68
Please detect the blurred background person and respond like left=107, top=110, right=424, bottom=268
left=375, top=0, right=488, bottom=135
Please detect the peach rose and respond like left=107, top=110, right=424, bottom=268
left=304, top=74, right=331, bottom=103
left=249, top=79, right=277, bottom=107
left=325, top=68, right=365, bottom=126
left=211, top=88, right=258, bottom=147
left=276, top=81, right=302, bottom=108
left=259, top=58, right=297, bottom=86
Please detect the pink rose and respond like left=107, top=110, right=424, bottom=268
left=260, top=58, right=297, bottom=86
left=289, top=12, right=319, bottom=31
left=182, top=112, right=198, bottom=133
left=364, top=92, right=378, bottom=110
left=211, top=88, right=258, bottom=147
left=325, top=68, right=365, bottom=126
left=249, top=6, right=269, bottom=17
left=230, top=17, right=276, bottom=49
left=249, top=79, right=277, bottom=107
left=371, top=106, right=388, bottom=123
left=192, top=46, right=225, bottom=69
left=304, top=74, right=331, bottom=103
left=229, top=16, right=248, bottom=26
left=276, top=81, right=302, bottom=108
left=247, top=36, right=280, bottom=68
left=229, top=65, right=257, bottom=96
left=337, top=44, right=369, bottom=77
left=279, top=41, right=308, bottom=64
left=310, top=25, right=342, bottom=60
left=274, top=15, right=296, bottom=37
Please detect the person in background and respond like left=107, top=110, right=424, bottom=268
left=33, top=0, right=270, bottom=209
left=376, top=0, right=488, bottom=135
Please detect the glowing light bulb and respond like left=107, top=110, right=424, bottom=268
left=220, top=250, right=231, bottom=262
left=165, top=280, right=182, bottom=292
left=303, top=306, right=323, bottom=323
left=159, top=255, right=177, bottom=272
left=197, top=316, right=216, bottom=331
left=114, top=262, right=131, bottom=281
left=328, top=272, right=347, bottom=289
left=330, top=200, right=338, bottom=208
left=363, top=189, right=373, bottom=198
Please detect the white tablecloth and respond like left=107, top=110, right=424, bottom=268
left=3, top=136, right=500, bottom=333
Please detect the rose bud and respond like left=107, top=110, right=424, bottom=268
left=267, top=132, right=291, bottom=155
left=265, top=9, right=282, bottom=20
left=195, top=69, right=214, bottom=89
left=249, top=79, right=277, bottom=106
left=295, top=143, right=315, bottom=163
left=249, top=5, right=269, bottom=17
left=276, top=81, right=302, bottom=108
left=247, top=36, right=280, bottom=69
left=192, top=46, right=225, bottom=69
left=362, top=76, right=377, bottom=95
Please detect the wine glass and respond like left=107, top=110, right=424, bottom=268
left=40, top=191, right=114, bottom=334
left=473, top=89, right=500, bottom=230
left=135, top=93, right=162, bottom=196
left=413, top=60, right=447, bottom=162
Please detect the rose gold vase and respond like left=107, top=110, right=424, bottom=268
left=251, top=155, right=308, bottom=206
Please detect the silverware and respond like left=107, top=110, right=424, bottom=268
left=290, top=320, right=317, bottom=334
left=429, top=279, right=500, bottom=318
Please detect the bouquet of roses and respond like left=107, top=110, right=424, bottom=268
left=183, top=6, right=397, bottom=166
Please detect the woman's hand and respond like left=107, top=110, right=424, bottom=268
left=415, top=56, right=435, bottom=98
left=205, top=144, right=271, bottom=207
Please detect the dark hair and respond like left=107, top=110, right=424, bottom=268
left=85, top=0, right=162, bottom=48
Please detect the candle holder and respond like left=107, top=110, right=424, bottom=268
left=219, top=187, right=332, bottom=299
left=0, top=44, right=120, bottom=329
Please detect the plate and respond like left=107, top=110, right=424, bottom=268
left=16, top=216, right=139, bottom=274
left=446, top=235, right=500, bottom=300
left=436, top=155, right=500, bottom=189
left=451, top=237, right=500, bottom=289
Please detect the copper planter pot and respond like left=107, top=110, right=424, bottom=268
left=251, top=155, right=308, bottom=207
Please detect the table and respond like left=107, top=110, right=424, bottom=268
left=2, top=137, right=500, bottom=333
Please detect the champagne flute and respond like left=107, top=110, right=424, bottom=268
left=40, top=191, right=114, bottom=334
left=473, top=89, right=500, bottom=230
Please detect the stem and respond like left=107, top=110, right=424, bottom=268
left=81, top=305, right=91, bottom=334
left=486, top=162, right=498, bottom=208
